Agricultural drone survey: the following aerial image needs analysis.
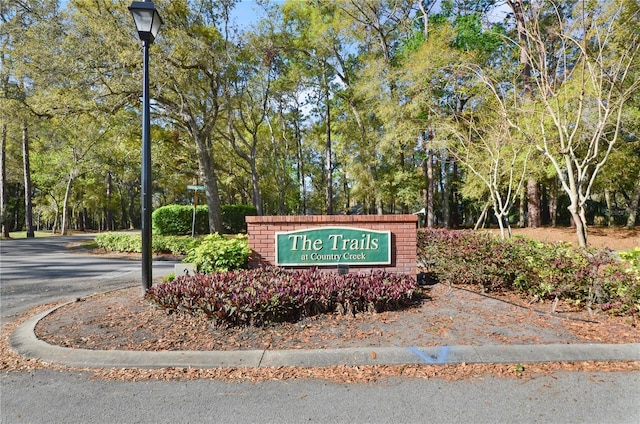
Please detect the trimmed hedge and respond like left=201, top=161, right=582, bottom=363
left=152, top=205, right=208, bottom=236
left=221, top=204, right=257, bottom=234
left=94, top=232, right=199, bottom=255
left=92, top=232, right=250, bottom=272
left=152, top=204, right=257, bottom=235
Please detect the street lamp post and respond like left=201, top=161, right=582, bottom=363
left=129, top=1, right=162, bottom=292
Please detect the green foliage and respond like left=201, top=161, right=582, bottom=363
left=7, top=0, right=638, bottom=248
left=153, top=235, right=201, bottom=256
left=94, top=232, right=141, bottom=253
left=183, top=233, right=251, bottom=273
left=619, top=248, right=640, bottom=273
left=417, top=229, right=640, bottom=316
left=221, top=204, right=257, bottom=234
left=153, top=204, right=256, bottom=235
left=94, top=232, right=199, bottom=255
left=453, top=13, right=504, bottom=55
left=417, top=228, right=516, bottom=289
left=146, top=267, right=420, bottom=327
left=152, top=205, right=209, bottom=236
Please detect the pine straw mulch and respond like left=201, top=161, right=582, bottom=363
left=32, top=283, right=640, bottom=351
left=482, top=226, right=639, bottom=251
left=2, top=282, right=639, bottom=383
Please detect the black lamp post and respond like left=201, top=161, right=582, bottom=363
left=129, top=0, right=162, bottom=292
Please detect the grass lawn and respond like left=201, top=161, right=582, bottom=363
left=7, top=231, right=61, bottom=239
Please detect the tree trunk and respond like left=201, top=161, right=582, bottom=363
left=294, top=116, right=306, bottom=215
left=270, top=118, right=287, bottom=215
left=508, top=0, right=532, bottom=95
left=604, top=188, right=615, bottom=227
left=106, top=170, right=113, bottom=231
left=442, top=156, right=452, bottom=228
left=227, top=119, right=264, bottom=216
left=60, top=174, right=74, bottom=236
left=493, top=199, right=508, bottom=240
left=128, top=186, right=137, bottom=230
left=474, top=202, right=491, bottom=230
left=626, top=171, right=640, bottom=229
left=192, top=129, right=222, bottom=233
left=421, top=130, right=436, bottom=227
left=427, top=150, right=435, bottom=227
left=200, top=159, right=223, bottom=233
left=22, top=121, right=34, bottom=238
left=518, top=190, right=526, bottom=228
left=527, top=177, right=540, bottom=228
left=549, top=180, right=558, bottom=227
left=509, top=0, right=540, bottom=230
left=568, top=197, right=588, bottom=248
left=324, top=72, right=333, bottom=215
left=249, top=157, right=263, bottom=216
left=80, top=207, right=87, bottom=232
left=0, top=123, right=9, bottom=238
left=51, top=209, right=58, bottom=234
left=451, top=160, right=459, bottom=228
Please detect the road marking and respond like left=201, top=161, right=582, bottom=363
left=408, top=346, right=450, bottom=364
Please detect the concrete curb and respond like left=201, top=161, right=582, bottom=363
left=9, top=303, right=640, bottom=369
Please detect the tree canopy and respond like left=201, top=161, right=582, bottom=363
left=1, top=0, right=638, bottom=247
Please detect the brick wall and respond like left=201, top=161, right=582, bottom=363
left=246, top=215, right=417, bottom=276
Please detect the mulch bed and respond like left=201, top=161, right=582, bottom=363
left=34, top=283, right=639, bottom=352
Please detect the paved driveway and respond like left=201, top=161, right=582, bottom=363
left=0, top=234, right=178, bottom=318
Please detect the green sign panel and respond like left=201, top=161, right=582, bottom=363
left=276, top=226, right=391, bottom=266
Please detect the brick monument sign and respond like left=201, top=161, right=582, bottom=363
left=246, top=215, right=417, bottom=277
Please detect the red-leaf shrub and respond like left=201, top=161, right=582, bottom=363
left=417, top=228, right=514, bottom=290
left=417, top=228, right=639, bottom=316
left=146, top=267, right=420, bottom=327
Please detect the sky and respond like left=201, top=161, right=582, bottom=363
left=58, top=1, right=509, bottom=31
left=232, top=0, right=270, bottom=22
left=56, top=0, right=280, bottom=27
left=229, top=0, right=285, bottom=28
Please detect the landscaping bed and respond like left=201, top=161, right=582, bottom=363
left=35, top=280, right=639, bottom=352
left=34, top=226, right=639, bottom=352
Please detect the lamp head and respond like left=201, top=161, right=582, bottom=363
left=128, top=1, right=162, bottom=43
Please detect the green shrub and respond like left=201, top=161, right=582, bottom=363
left=221, top=204, right=257, bottom=234
left=153, top=235, right=200, bottom=255
left=619, top=247, right=640, bottom=273
left=94, top=232, right=199, bottom=255
left=611, top=247, right=640, bottom=315
left=152, top=204, right=257, bottom=235
left=152, top=205, right=208, bottom=236
left=506, top=238, right=588, bottom=298
left=95, top=232, right=141, bottom=252
left=417, top=229, right=514, bottom=290
left=183, top=233, right=251, bottom=273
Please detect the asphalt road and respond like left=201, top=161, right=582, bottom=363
left=1, top=234, right=639, bottom=423
left=0, top=234, right=177, bottom=318
left=2, top=369, right=638, bottom=424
